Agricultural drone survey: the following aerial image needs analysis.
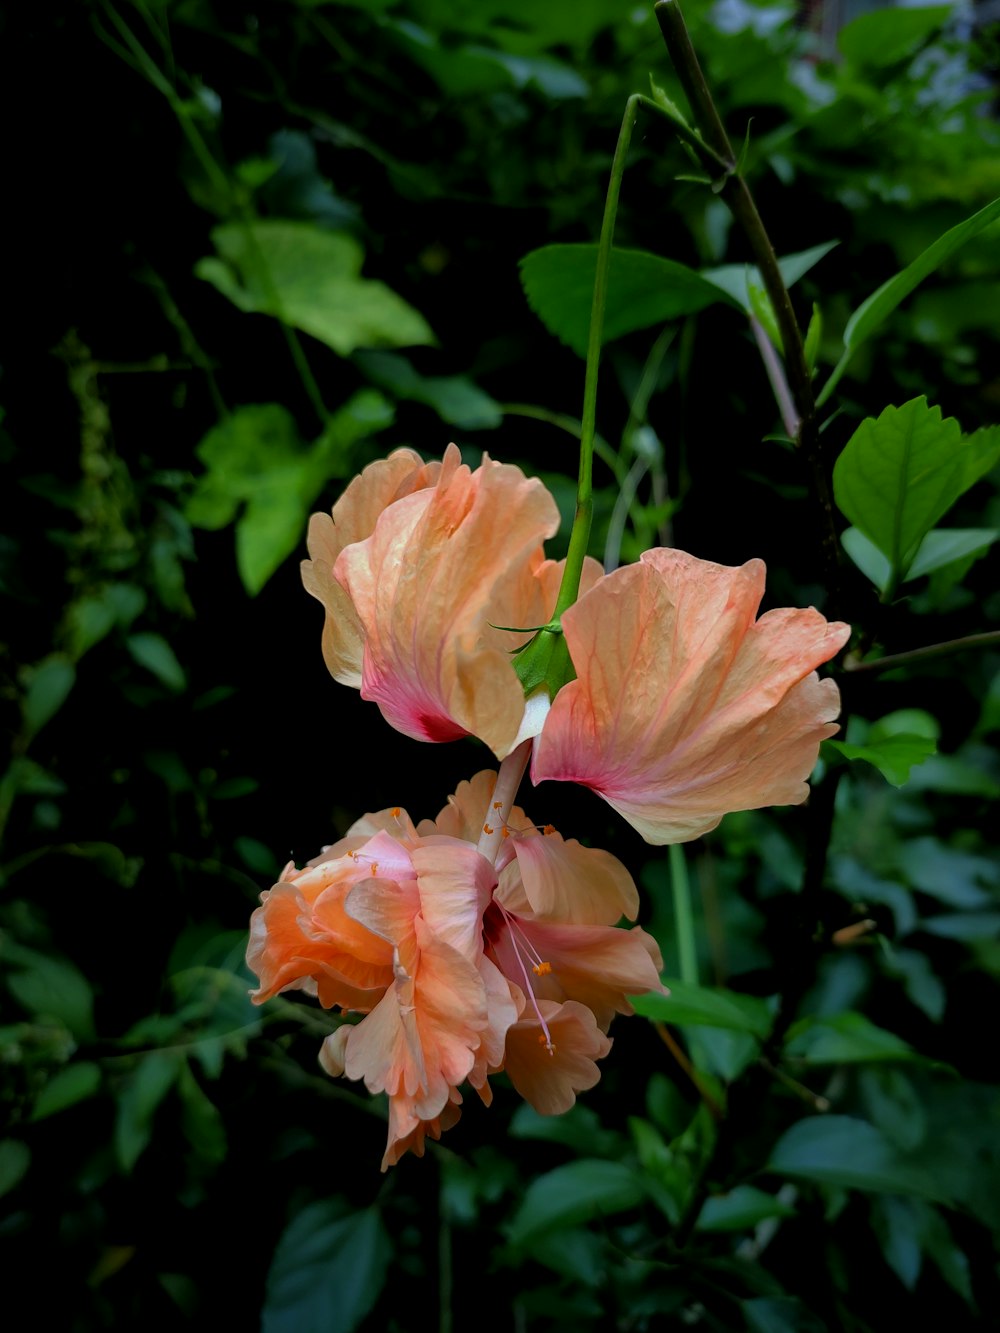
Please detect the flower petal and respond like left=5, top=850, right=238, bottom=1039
left=333, top=445, right=561, bottom=757
left=302, top=449, right=440, bottom=687
left=502, top=1000, right=612, bottom=1115
left=509, top=827, right=639, bottom=925
left=534, top=548, right=850, bottom=843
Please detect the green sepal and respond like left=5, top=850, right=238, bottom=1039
left=512, top=623, right=575, bottom=701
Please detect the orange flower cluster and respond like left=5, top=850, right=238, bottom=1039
left=248, top=444, right=848, bottom=1165
left=248, top=773, right=662, bottom=1169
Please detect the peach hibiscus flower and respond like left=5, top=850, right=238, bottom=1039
left=302, top=444, right=600, bottom=760
left=532, top=548, right=851, bottom=844
left=247, top=771, right=663, bottom=1169
left=303, top=448, right=848, bottom=847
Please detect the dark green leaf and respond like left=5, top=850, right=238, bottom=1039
left=520, top=244, right=731, bottom=357
left=115, top=1052, right=180, bottom=1172
left=5, top=946, right=95, bottom=1040
left=631, top=981, right=772, bottom=1039
left=700, top=241, right=838, bottom=313
left=838, top=5, right=951, bottom=67
left=767, top=1115, right=950, bottom=1201
left=697, top=1186, right=796, bottom=1232
left=0, top=1140, right=30, bottom=1198
left=22, top=654, right=75, bottom=738
left=31, top=1062, right=102, bottom=1121
left=127, top=633, right=186, bottom=692
left=354, top=351, right=501, bottom=429
left=784, top=1012, right=923, bottom=1065
left=820, top=195, right=1000, bottom=404
left=262, top=1202, right=392, bottom=1333
left=506, top=1160, right=644, bottom=1246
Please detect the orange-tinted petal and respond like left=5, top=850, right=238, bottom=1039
left=489, top=916, right=664, bottom=1031
left=534, top=548, right=850, bottom=844
left=333, top=445, right=561, bottom=758
left=507, top=827, right=639, bottom=925
left=503, top=1000, right=612, bottom=1115
left=302, top=449, right=440, bottom=687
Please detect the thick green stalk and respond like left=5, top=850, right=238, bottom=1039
left=669, top=843, right=698, bottom=985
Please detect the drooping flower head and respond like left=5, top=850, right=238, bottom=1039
left=304, top=448, right=849, bottom=847
left=247, top=771, right=663, bottom=1169
left=302, top=444, right=598, bottom=759
left=533, top=548, right=851, bottom=843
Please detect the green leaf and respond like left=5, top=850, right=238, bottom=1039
left=196, top=221, right=434, bottom=355
left=354, top=351, right=501, bottom=429
left=824, top=734, right=936, bottom=787
left=506, top=1160, right=644, bottom=1247
left=115, top=1052, right=180, bottom=1172
left=701, top=241, right=838, bottom=313
left=832, top=398, right=990, bottom=588
left=907, top=527, right=1000, bottom=580
left=127, top=633, right=186, bottom=692
left=5, top=946, right=95, bottom=1040
left=262, top=1202, right=392, bottom=1333
left=767, top=1115, right=949, bottom=1201
left=0, top=1140, right=30, bottom=1198
left=31, top=1062, right=102, bottom=1121
left=508, top=1102, right=623, bottom=1157
left=842, top=525, right=1000, bottom=593
left=177, top=1060, right=227, bottom=1164
left=631, top=981, right=772, bottom=1039
left=784, top=1012, right=923, bottom=1065
left=819, top=194, right=1000, bottom=404
left=65, top=584, right=146, bottom=658
left=743, top=1298, right=827, bottom=1333
left=22, top=654, right=75, bottom=739
left=838, top=5, right=951, bottom=67
left=697, top=1185, right=796, bottom=1232
left=187, top=396, right=393, bottom=595
left=519, top=244, right=732, bottom=357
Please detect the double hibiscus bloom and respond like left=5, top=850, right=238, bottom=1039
left=248, top=445, right=849, bottom=1167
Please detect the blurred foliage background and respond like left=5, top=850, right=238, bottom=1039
left=2, top=0, right=1000, bottom=1328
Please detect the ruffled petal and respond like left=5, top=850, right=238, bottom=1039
left=507, top=827, right=639, bottom=925
left=302, top=449, right=440, bottom=687
left=333, top=445, right=561, bottom=758
left=534, top=548, right=849, bottom=844
left=502, top=1000, right=612, bottom=1115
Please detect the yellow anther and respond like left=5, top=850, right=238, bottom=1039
left=532, top=961, right=552, bottom=977
left=501, top=826, right=510, bottom=839
left=390, top=807, right=401, bottom=819
left=536, top=1035, right=557, bottom=1056
left=370, top=861, right=379, bottom=876
left=543, top=824, right=555, bottom=836
left=483, top=822, right=494, bottom=835
left=493, top=801, right=503, bottom=811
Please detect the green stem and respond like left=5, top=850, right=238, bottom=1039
left=552, top=93, right=646, bottom=619
left=653, top=0, right=845, bottom=620
left=669, top=843, right=698, bottom=985
left=845, top=629, right=1000, bottom=673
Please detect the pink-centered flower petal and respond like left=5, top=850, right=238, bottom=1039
left=533, top=548, right=850, bottom=844
left=332, top=444, right=561, bottom=757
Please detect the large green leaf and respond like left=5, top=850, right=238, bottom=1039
left=767, top=1116, right=949, bottom=1201
left=115, top=1052, right=181, bottom=1172
left=824, top=734, right=936, bottom=787
left=631, top=981, right=772, bottom=1039
left=262, top=1202, right=392, bottom=1333
left=697, top=1185, right=796, bottom=1233
left=354, top=350, right=501, bottom=429
left=819, top=195, right=1000, bottom=405
left=837, top=5, right=951, bottom=68
left=833, top=397, right=997, bottom=591
left=196, top=221, right=434, bottom=354
left=506, top=1160, right=644, bottom=1246
left=519, top=245, right=733, bottom=357
left=784, top=1012, right=924, bottom=1065
left=842, top=525, right=1000, bottom=594
left=700, top=241, right=838, bottom=312
left=187, top=395, right=393, bottom=595
left=22, top=654, right=75, bottom=739
left=4, top=943, right=96, bottom=1040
